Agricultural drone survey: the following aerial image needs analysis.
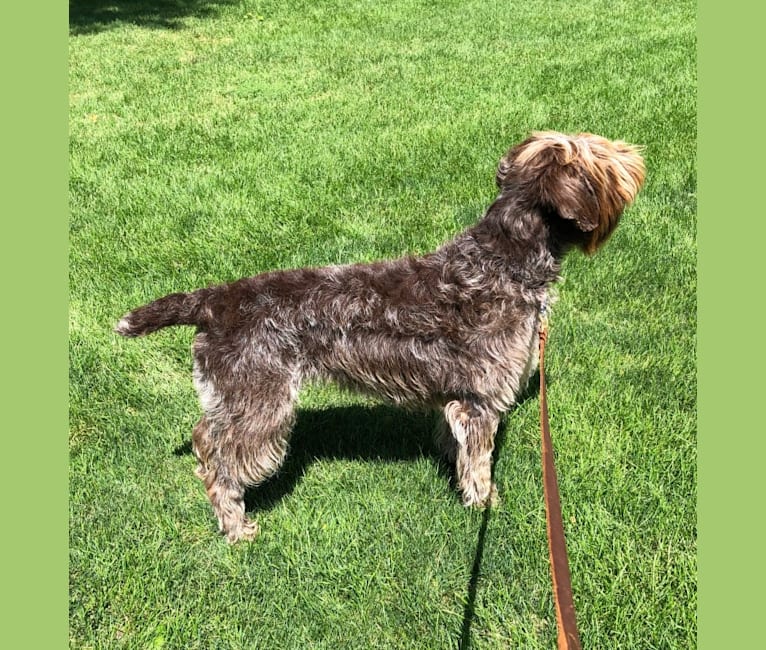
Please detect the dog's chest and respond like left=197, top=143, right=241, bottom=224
left=482, top=302, right=544, bottom=412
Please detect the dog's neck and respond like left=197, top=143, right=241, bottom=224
left=464, top=194, right=573, bottom=287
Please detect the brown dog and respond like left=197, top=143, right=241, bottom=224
left=116, top=132, right=645, bottom=542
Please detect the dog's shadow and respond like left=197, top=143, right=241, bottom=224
left=173, top=372, right=542, bottom=513
left=248, top=404, right=444, bottom=512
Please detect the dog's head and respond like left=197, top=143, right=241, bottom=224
left=496, top=132, right=645, bottom=253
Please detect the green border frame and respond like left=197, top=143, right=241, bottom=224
left=698, top=2, right=764, bottom=647
left=3, top=3, right=68, bottom=646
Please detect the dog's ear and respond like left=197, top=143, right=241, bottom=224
left=536, top=159, right=601, bottom=233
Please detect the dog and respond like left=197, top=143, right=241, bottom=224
left=116, top=131, right=645, bottom=542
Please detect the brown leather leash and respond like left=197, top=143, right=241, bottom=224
left=538, top=311, right=582, bottom=650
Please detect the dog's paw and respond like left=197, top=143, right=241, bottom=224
left=461, top=481, right=500, bottom=509
left=225, top=518, right=260, bottom=543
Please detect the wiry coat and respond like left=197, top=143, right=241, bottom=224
left=117, top=132, right=645, bottom=542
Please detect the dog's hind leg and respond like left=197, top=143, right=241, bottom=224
left=195, top=375, right=298, bottom=542
left=444, top=400, right=500, bottom=507
left=203, top=464, right=261, bottom=542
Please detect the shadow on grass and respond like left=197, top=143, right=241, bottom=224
left=172, top=375, right=541, bottom=649
left=175, top=373, right=552, bottom=512
left=174, top=404, right=453, bottom=511
left=173, top=373, right=541, bottom=515
left=249, top=404, right=448, bottom=512
left=69, top=0, right=237, bottom=35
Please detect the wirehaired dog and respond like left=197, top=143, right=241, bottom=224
left=116, top=132, right=645, bottom=542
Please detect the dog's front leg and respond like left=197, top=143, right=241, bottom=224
left=444, top=401, right=499, bottom=507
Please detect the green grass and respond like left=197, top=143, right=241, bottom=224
left=69, top=1, right=696, bottom=647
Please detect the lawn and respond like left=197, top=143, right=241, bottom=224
left=69, top=0, right=696, bottom=647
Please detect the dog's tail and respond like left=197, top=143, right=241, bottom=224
left=115, top=289, right=211, bottom=337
